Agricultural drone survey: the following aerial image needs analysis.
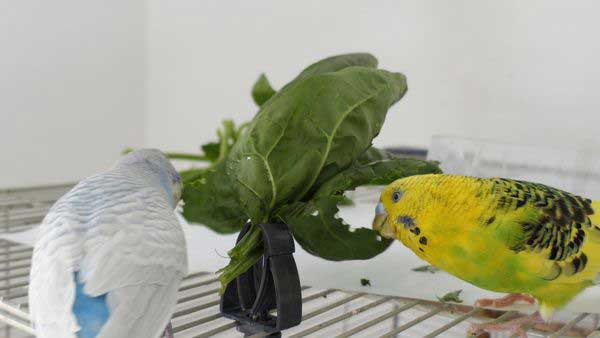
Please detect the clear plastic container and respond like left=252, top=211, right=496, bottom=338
left=428, top=135, right=600, bottom=199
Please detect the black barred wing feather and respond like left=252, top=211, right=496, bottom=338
left=491, top=178, right=596, bottom=278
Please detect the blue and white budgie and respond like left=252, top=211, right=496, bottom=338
left=29, top=149, right=188, bottom=338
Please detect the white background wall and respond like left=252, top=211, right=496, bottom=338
left=146, top=0, right=600, bottom=153
left=3, top=1, right=600, bottom=188
left=0, top=0, right=146, bottom=188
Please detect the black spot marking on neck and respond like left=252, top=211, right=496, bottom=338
left=419, top=236, right=428, bottom=245
left=397, top=216, right=416, bottom=229
left=410, top=227, right=420, bottom=235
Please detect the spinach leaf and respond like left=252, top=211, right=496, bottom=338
left=277, top=53, right=379, bottom=94
left=180, top=119, right=255, bottom=233
left=251, top=74, right=276, bottom=107
left=183, top=54, right=394, bottom=231
left=201, top=142, right=221, bottom=162
left=295, top=53, right=378, bottom=80
left=227, top=66, right=407, bottom=224
left=182, top=162, right=247, bottom=233
left=278, top=197, right=393, bottom=260
left=179, top=168, right=206, bottom=184
left=178, top=53, right=440, bottom=290
left=277, top=157, right=440, bottom=260
left=313, top=158, right=442, bottom=199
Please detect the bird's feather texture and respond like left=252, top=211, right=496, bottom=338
left=378, top=174, right=600, bottom=318
left=29, top=167, right=187, bottom=338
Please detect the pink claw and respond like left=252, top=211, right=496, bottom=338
left=469, top=312, right=543, bottom=338
left=474, top=293, right=536, bottom=308
left=164, top=322, right=174, bottom=338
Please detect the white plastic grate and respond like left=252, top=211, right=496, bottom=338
left=0, top=185, right=598, bottom=338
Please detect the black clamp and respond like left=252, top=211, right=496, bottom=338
left=220, top=222, right=302, bottom=337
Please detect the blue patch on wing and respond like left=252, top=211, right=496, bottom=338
left=397, top=215, right=416, bottom=229
left=72, top=272, right=109, bottom=338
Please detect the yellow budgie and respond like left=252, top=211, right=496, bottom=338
left=373, top=174, right=600, bottom=337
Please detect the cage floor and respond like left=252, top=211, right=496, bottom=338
left=0, top=185, right=598, bottom=337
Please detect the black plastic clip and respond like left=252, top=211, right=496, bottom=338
left=220, top=222, right=302, bottom=337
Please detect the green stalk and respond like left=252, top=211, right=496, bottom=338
left=234, top=122, right=250, bottom=141
left=124, top=148, right=210, bottom=162
left=217, top=224, right=264, bottom=292
left=228, top=224, right=262, bottom=257
left=164, top=152, right=210, bottom=161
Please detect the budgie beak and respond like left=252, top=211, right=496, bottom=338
left=373, top=202, right=396, bottom=239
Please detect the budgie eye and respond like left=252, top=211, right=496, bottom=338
left=392, top=191, right=403, bottom=203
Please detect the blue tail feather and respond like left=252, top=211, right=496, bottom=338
left=72, top=272, right=109, bottom=338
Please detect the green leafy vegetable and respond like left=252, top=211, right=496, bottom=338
left=251, top=74, right=276, bottom=107
left=360, top=278, right=371, bottom=287
left=337, top=195, right=355, bottom=206
left=437, top=289, right=463, bottom=303
left=293, top=53, right=378, bottom=81
left=200, top=142, right=221, bottom=163
left=183, top=164, right=248, bottom=234
left=412, top=265, right=441, bottom=274
left=176, top=53, right=442, bottom=291
left=276, top=157, right=441, bottom=260
left=228, top=66, right=407, bottom=224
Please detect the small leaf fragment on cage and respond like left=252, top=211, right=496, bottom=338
left=412, top=265, right=440, bottom=273
left=437, top=289, right=463, bottom=303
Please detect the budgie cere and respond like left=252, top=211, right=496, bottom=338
left=29, top=149, right=188, bottom=338
left=373, top=174, right=600, bottom=329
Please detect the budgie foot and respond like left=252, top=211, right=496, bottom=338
left=470, top=312, right=593, bottom=338
left=468, top=312, right=543, bottom=338
left=474, top=293, right=536, bottom=308
left=163, top=322, right=174, bottom=338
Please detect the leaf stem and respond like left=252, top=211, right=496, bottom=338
left=218, top=224, right=264, bottom=292
left=164, top=152, right=210, bottom=161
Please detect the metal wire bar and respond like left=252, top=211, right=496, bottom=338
left=2, top=248, right=32, bottom=256
left=0, top=301, right=30, bottom=322
left=0, top=242, right=22, bottom=249
left=0, top=255, right=32, bottom=266
left=0, top=201, right=32, bottom=209
left=288, top=296, right=393, bottom=338
left=179, top=277, right=219, bottom=292
left=0, top=271, right=30, bottom=282
left=176, top=287, right=220, bottom=304
left=0, top=311, right=35, bottom=335
left=2, top=208, right=48, bottom=218
left=466, top=310, right=519, bottom=338
left=302, top=292, right=366, bottom=322
left=182, top=272, right=211, bottom=281
left=5, top=290, right=29, bottom=301
left=172, top=299, right=220, bottom=318
left=192, top=322, right=237, bottom=338
left=300, top=289, right=334, bottom=303
left=334, top=300, right=422, bottom=338
left=547, top=313, right=588, bottom=338
left=422, top=307, right=482, bottom=338
left=0, top=281, right=28, bottom=292
left=173, top=312, right=224, bottom=333
left=245, top=288, right=339, bottom=338
left=379, top=305, right=445, bottom=338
